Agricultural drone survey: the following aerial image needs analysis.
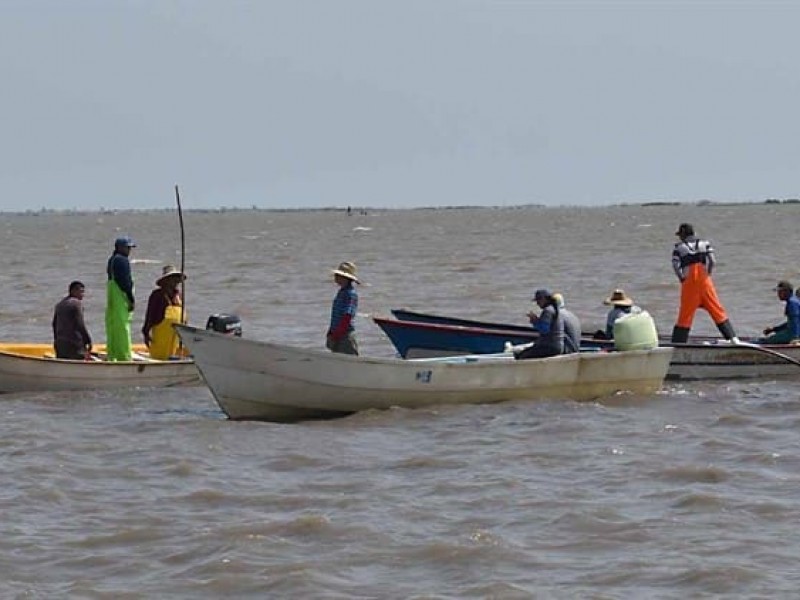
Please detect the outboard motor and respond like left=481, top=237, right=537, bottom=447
left=205, top=314, right=242, bottom=337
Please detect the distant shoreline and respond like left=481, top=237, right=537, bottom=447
left=3, top=198, right=799, bottom=216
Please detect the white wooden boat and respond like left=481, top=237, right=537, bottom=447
left=666, top=341, right=800, bottom=380
left=380, top=312, right=800, bottom=380
left=0, top=343, right=200, bottom=393
left=175, top=325, right=674, bottom=422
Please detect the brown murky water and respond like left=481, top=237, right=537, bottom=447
left=1, top=204, right=799, bottom=597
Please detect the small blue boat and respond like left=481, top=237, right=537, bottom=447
left=373, top=315, right=539, bottom=358
left=391, top=308, right=537, bottom=333
left=375, top=311, right=610, bottom=359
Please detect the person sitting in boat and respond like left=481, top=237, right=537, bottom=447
left=326, top=261, right=360, bottom=355
left=142, top=265, right=187, bottom=360
left=761, top=280, right=800, bottom=344
left=593, top=289, right=641, bottom=340
left=551, top=292, right=581, bottom=353
left=52, top=280, right=92, bottom=360
left=517, top=288, right=578, bottom=359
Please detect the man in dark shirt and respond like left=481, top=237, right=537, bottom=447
left=52, top=281, right=92, bottom=360
left=105, top=235, right=136, bottom=361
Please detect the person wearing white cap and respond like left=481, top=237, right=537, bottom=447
left=326, top=261, right=360, bottom=355
left=142, top=265, right=187, bottom=360
left=105, top=235, right=137, bottom=361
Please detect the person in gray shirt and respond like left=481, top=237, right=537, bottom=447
left=516, top=289, right=570, bottom=359
left=52, top=281, right=92, bottom=360
left=553, top=292, right=582, bottom=354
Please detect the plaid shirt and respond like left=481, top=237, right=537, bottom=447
left=329, top=284, right=358, bottom=334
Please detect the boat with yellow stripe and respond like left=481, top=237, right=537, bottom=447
left=0, top=343, right=199, bottom=393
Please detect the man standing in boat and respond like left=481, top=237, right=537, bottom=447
left=671, top=223, right=738, bottom=344
left=52, top=280, right=92, bottom=360
left=105, top=236, right=136, bottom=361
left=326, top=261, right=360, bottom=355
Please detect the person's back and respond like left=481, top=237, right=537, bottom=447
left=671, top=222, right=737, bottom=343
left=561, top=307, right=581, bottom=354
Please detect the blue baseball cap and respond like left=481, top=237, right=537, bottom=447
left=533, top=288, right=552, bottom=301
left=114, top=236, right=137, bottom=248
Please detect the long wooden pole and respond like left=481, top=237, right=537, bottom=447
left=175, top=185, right=186, bottom=327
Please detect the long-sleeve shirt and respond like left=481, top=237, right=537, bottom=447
left=532, top=305, right=565, bottom=354
left=142, top=288, right=181, bottom=336
left=328, top=284, right=358, bottom=339
left=107, top=252, right=135, bottom=305
left=772, top=295, right=800, bottom=339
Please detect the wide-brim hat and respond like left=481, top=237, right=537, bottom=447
left=332, top=261, right=360, bottom=283
left=603, top=289, right=634, bottom=306
left=157, top=265, right=186, bottom=286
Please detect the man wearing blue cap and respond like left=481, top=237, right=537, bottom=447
left=516, top=288, right=571, bottom=359
left=105, top=236, right=136, bottom=361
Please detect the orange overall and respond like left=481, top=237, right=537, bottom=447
left=676, top=263, right=729, bottom=328
left=671, top=235, right=736, bottom=342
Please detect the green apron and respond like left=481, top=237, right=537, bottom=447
left=105, top=277, right=134, bottom=361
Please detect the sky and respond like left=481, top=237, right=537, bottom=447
left=1, top=0, right=798, bottom=211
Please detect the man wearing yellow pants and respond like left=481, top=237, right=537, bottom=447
left=105, top=236, right=136, bottom=361
left=671, top=223, right=738, bottom=344
left=142, top=265, right=187, bottom=360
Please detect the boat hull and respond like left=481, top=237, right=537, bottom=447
left=0, top=343, right=200, bottom=393
left=666, top=343, right=800, bottom=380
left=378, top=313, right=800, bottom=380
left=176, top=325, right=673, bottom=422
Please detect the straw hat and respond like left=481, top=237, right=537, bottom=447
left=157, top=265, right=186, bottom=286
left=332, top=261, right=360, bottom=283
left=603, top=289, right=633, bottom=307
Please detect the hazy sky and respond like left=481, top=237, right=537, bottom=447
left=1, top=0, right=798, bottom=210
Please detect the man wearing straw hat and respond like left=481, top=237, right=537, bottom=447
left=598, top=288, right=640, bottom=340
left=326, top=261, right=360, bottom=355
left=142, top=265, right=187, bottom=360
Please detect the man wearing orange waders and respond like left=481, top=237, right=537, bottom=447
left=671, top=223, right=738, bottom=344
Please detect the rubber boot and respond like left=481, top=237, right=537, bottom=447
left=716, top=319, right=737, bottom=341
left=671, top=325, right=691, bottom=343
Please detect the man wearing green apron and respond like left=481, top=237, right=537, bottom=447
left=105, top=236, right=136, bottom=361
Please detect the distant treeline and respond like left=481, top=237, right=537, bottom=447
left=8, top=198, right=800, bottom=216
